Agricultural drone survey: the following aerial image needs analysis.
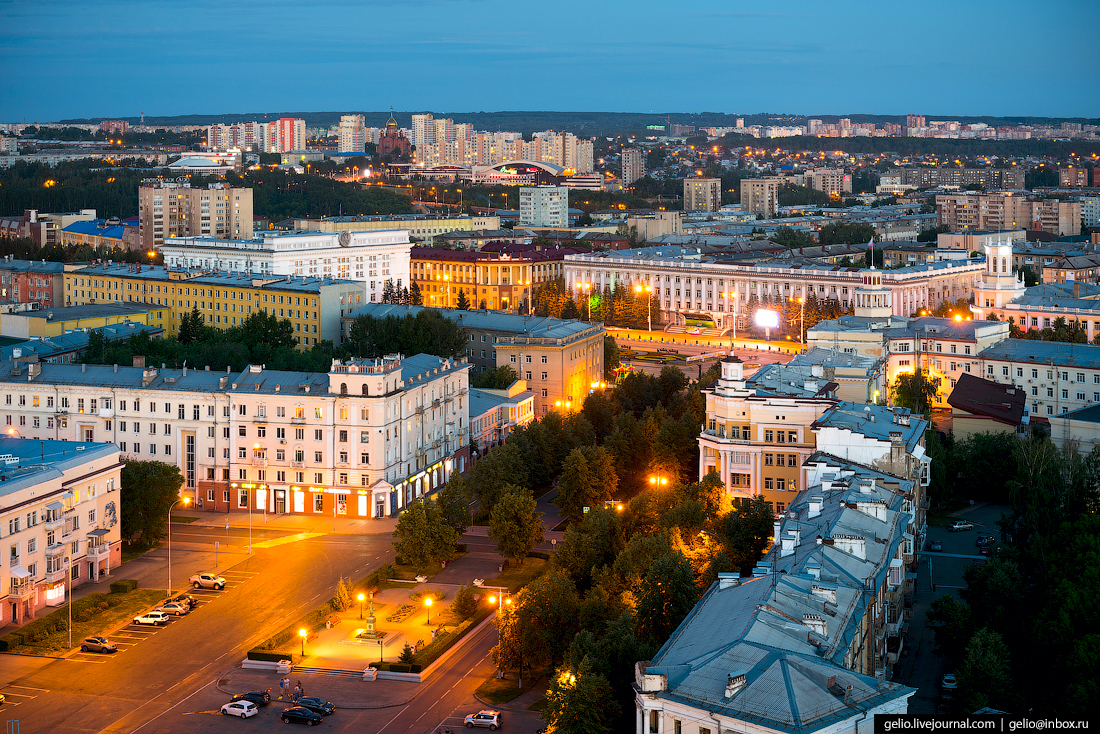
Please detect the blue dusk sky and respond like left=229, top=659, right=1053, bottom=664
left=2, top=0, right=1097, bottom=122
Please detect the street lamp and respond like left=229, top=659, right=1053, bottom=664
left=299, top=628, right=307, bottom=657
left=576, top=282, right=592, bottom=320
left=167, top=496, right=191, bottom=595
left=635, top=284, right=653, bottom=331
left=358, top=592, right=366, bottom=620
left=648, top=474, right=669, bottom=487
left=789, top=296, right=805, bottom=345
left=424, top=596, right=433, bottom=625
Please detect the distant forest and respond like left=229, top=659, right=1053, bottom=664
left=58, top=111, right=1100, bottom=137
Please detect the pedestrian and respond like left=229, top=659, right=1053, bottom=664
left=293, top=684, right=300, bottom=702
left=297, top=679, right=304, bottom=697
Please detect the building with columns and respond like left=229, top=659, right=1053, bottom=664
left=563, top=247, right=984, bottom=330
left=0, top=354, right=470, bottom=519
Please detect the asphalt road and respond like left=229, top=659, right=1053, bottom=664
left=0, top=524, right=396, bottom=733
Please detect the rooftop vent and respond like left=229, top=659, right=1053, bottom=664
left=724, top=670, right=748, bottom=698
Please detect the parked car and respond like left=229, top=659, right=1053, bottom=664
left=155, top=601, right=190, bottom=616
left=941, top=673, right=957, bottom=690
left=978, top=544, right=993, bottom=556
left=296, top=697, right=336, bottom=716
left=132, top=611, right=169, bottom=626
left=948, top=521, right=974, bottom=532
left=220, top=701, right=258, bottom=719
left=80, top=636, right=117, bottom=653
left=230, top=691, right=271, bottom=707
left=930, top=540, right=943, bottom=552
left=464, top=709, right=503, bottom=730
left=189, top=572, right=226, bottom=590
left=281, top=706, right=323, bottom=726
left=976, top=533, right=994, bottom=546
left=169, top=593, right=199, bottom=609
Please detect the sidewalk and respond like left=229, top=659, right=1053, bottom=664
left=176, top=510, right=398, bottom=536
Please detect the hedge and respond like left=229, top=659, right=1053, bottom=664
left=247, top=649, right=294, bottom=662
left=412, top=606, right=492, bottom=669
left=110, top=579, right=139, bottom=593
left=526, top=550, right=550, bottom=560
left=454, top=543, right=467, bottom=554
left=371, top=662, right=420, bottom=673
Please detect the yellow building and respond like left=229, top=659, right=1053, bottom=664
left=290, top=214, right=500, bottom=241
left=0, top=302, right=168, bottom=340
left=64, top=264, right=366, bottom=348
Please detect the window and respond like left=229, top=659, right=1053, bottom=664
left=1062, top=389, right=1069, bottom=399
left=788, top=454, right=798, bottom=467
left=314, top=493, right=323, bottom=512
left=314, top=451, right=323, bottom=463
left=764, top=478, right=773, bottom=490
left=1003, top=366, right=1010, bottom=376
left=1048, top=388, right=1054, bottom=397
left=314, top=429, right=323, bottom=441
left=541, top=372, right=547, bottom=380
left=1077, top=392, right=1085, bottom=401
left=776, top=478, right=786, bottom=491
left=1016, top=368, right=1023, bottom=377
left=764, top=454, right=773, bottom=466
left=295, top=428, right=304, bottom=440
left=541, top=355, right=547, bottom=364
left=764, top=429, right=773, bottom=442
left=987, top=365, right=994, bottom=376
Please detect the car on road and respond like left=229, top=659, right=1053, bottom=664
left=132, top=611, right=170, bottom=626
left=154, top=601, right=190, bottom=616
left=976, top=533, right=994, bottom=546
left=221, top=701, right=258, bottom=718
left=930, top=540, right=943, bottom=552
left=80, top=636, right=117, bottom=653
left=464, top=709, right=503, bottom=730
left=189, top=572, right=226, bottom=590
left=296, top=697, right=336, bottom=716
left=230, top=691, right=271, bottom=707
left=948, top=520, right=974, bottom=532
left=979, top=543, right=993, bottom=556
left=281, top=706, right=323, bottom=726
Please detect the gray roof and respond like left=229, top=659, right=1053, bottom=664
left=0, top=259, right=66, bottom=274
left=812, top=402, right=926, bottom=453
left=978, top=338, right=1100, bottom=369
left=0, top=437, right=119, bottom=499
left=14, top=302, right=163, bottom=321
left=0, top=322, right=164, bottom=361
left=70, top=263, right=361, bottom=294
left=347, top=304, right=604, bottom=344
left=646, top=459, right=915, bottom=730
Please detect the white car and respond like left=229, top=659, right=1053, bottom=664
left=189, top=572, right=227, bottom=590
left=221, top=700, right=258, bottom=718
left=464, top=710, right=502, bottom=730
left=133, top=611, right=169, bottom=626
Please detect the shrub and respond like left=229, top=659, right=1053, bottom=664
left=110, top=579, right=139, bottom=593
left=394, top=554, right=405, bottom=566
left=105, top=596, right=122, bottom=607
left=451, top=585, right=478, bottom=621
left=527, top=550, right=550, bottom=560
left=247, top=649, right=294, bottom=662
left=409, top=590, right=446, bottom=603
left=97, top=601, right=110, bottom=612
left=399, top=643, right=415, bottom=664
left=454, top=543, right=467, bottom=554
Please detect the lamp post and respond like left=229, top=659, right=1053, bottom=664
left=577, top=282, right=592, bottom=320
left=167, top=496, right=191, bottom=595
left=648, top=474, right=669, bottom=487
left=358, top=592, right=366, bottom=620
left=727, top=292, right=739, bottom=349
left=424, top=596, right=433, bottom=625
left=299, top=628, right=307, bottom=658
left=789, top=295, right=805, bottom=345
left=635, top=284, right=653, bottom=331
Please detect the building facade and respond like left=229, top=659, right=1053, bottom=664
left=0, top=258, right=64, bottom=310
left=285, top=214, right=500, bottom=242
left=0, top=439, right=123, bottom=626
left=741, top=177, right=781, bottom=218
left=518, top=186, right=567, bottom=227
left=621, top=148, right=643, bottom=186
left=64, top=263, right=365, bottom=347
left=338, top=115, right=366, bottom=154
left=936, top=192, right=1081, bottom=236
left=0, top=354, right=469, bottom=519
left=138, top=181, right=254, bottom=251
left=683, top=178, right=722, bottom=212
left=272, top=118, right=306, bottom=153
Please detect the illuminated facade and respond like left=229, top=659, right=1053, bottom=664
left=0, top=354, right=470, bottom=519
left=138, top=181, right=253, bottom=250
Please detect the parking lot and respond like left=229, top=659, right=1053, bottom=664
left=64, top=568, right=258, bottom=664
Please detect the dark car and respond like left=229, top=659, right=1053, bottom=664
left=169, top=593, right=199, bottom=610
left=281, top=706, right=323, bottom=726
left=930, top=539, right=943, bottom=552
left=296, top=697, right=336, bottom=716
left=231, top=691, right=271, bottom=707
left=978, top=544, right=993, bottom=556
left=975, top=533, right=994, bottom=547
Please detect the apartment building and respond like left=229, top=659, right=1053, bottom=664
left=973, top=340, right=1100, bottom=419
left=287, top=214, right=501, bottom=242
left=345, top=304, right=604, bottom=417
left=683, top=178, right=722, bottom=213
left=0, top=303, right=168, bottom=341
left=1059, top=167, right=1089, bottom=187
left=138, top=181, right=254, bottom=250
left=897, top=167, right=1025, bottom=189
left=937, top=228, right=1025, bottom=251
left=635, top=464, right=918, bottom=734
left=740, top=177, right=782, bottom=218
left=338, top=115, right=366, bottom=154
left=936, top=192, right=1081, bottom=236
left=0, top=258, right=64, bottom=310
left=519, top=186, right=567, bottom=227
left=0, top=438, right=123, bottom=626
left=159, top=228, right=411, bottom=305
left=621, top=148, right=643, bottom=186
left=803, top=168, right=852, bottom=196
left=64, top=262, right=365, bottom=348
left=272, top=118, right=306, bottom=154
left=410, top=245, right=583, bottom=312
left=0, top=354, right=469, bottom=518
left=564, top=247, right=983, bottom=330
left=0, top=209, right=98, bottom=249
left=469, top=381, right=535, bottom=451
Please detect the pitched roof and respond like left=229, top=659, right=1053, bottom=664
left=946, top=373, right=1026, bottom=425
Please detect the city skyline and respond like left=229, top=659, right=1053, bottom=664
left=3, top=0, right=1097, bottom=122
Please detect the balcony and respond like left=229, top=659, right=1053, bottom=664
left=46, top=567, right=66, bottom=583
left=699, top=429, right=751, bottom=445
left=9, top=577, right=33, bottom=599
left=251, top=457, right=268, bottom=467
left=97, top=408, right=114, bottom=418
left=44, top=514, right=64, bottom=532
left=290, top=416, right=306, bottom=425
left=252, top=416, right=268, bottom=424
left=87, top=543, right=111, bottom=559
left=291, top=460, right=305, bottom=468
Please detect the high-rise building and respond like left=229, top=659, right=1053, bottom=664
left=411, top=113, right=433, bottom=156
left=906, top=114, right=926, bottom=129
left=338, top=115, right=366, bottom=154
left=519, top=186, right=568, bottom=227
left=1059, top=167, right=1089, bottom=187
left=936, top=192, right=1081, bottom=236
left=684, top=178, right=722, bottom=212
left=803, top=168, right=852, bottom=197
left=269, top=118, right=305, bottom=153
left=740, top=177, right=782, bottom=218
left=622, top=148, right=643, bottom=186
left=138, top=181, right=254, bottom=250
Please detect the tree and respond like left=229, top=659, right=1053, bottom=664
left=451, top=584, right=478, bottom=621
left=391, top=498, right=459, bottom=573
left=469, top=365, right=518, bottom=389
left=436, top=475, right=471, bottom=536
left=544, top=657, right=620, bottom=734
left=891, top=368, right=939, bottom=417
left=634, top=550, right=698, bottom=643
left=409, top=281, right=424, bottom=306
left=466, top=442, right=529, bottom=514
left=333, top=576, right=353, bottom=612
left=555, top=446, right=619, bottom=523
left=956, top=629, right=1013, bottom=714
left=553, top=508, right=620, bottom=588
left=489, top=485, right=544, bottom=565
left=716, top=496, right=775, bottom=573
left=514, top=566, right=581, bottom=668
left=603, top=335, right=620, bottom=380
left=456, top=288, right=471, bottom=310
left=120, top=459, right=185, bottom=549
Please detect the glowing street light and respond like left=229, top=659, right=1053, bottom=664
left=635, top=284, right=653, bottom=331
left=649, top=474, right=669, bottom=487
left=358, top=592, right=366, bottom=620
left=299, top=628, right=307, bottom=657
left=167, top=496, right=191, bottom=595
left=424, top=596, right=433, bottom=624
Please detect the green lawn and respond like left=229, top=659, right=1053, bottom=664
left=475, top=672, right=544, bottom=705
left=170, top=515, right=199, bottom=524
left=527, top=695, right=549, bottom=712
left=927, top=499, right=972, bottom=527
left=1, top=589, right=164, bottom=655
left=485, top=557, right=549, bottom=594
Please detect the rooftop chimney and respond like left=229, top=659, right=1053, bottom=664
left=808, top=495, right=824, bottom=518
left=718, top=572, right=740, bottom=590
left=724, top=670, right=748, bottom=699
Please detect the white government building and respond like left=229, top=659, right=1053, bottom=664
left=161, top=229, right=412, bottom=304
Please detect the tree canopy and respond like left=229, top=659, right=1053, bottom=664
left=120, top=459, right=185, bottom=549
